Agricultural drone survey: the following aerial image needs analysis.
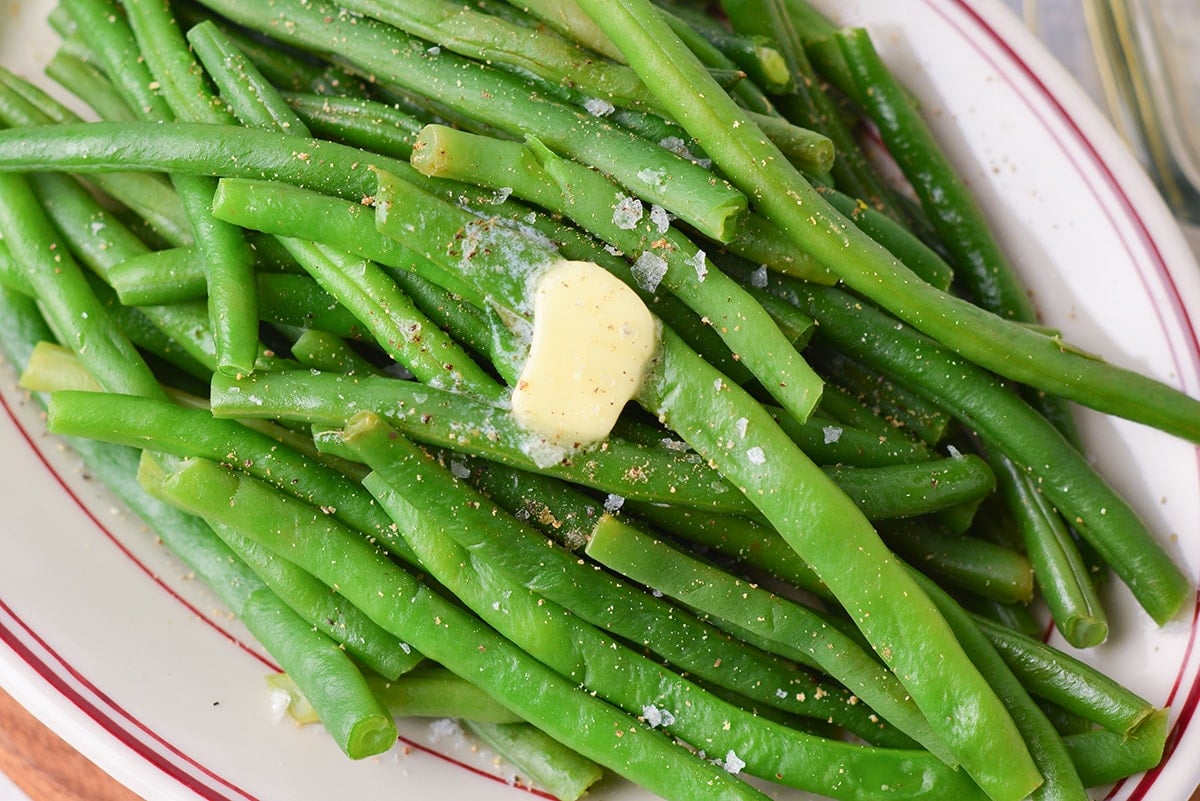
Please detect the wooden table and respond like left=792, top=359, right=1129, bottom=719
left=2, top=672, right=1199, bottom=801
left=0, top=686, right=140, bottom=801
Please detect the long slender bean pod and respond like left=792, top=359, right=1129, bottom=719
left=337, top=415, right=915, bottom=746
left=207, top=369, right=757, bottom=514
left=766, top=278, right=1189, bottom=624
left=570, top=0, right=1200, bottom=445
left=580, top=513, right=951, bottom=759
left=632, top=323, right=1041, bottom=801
left=189, top=0, right=747, bottom=242
left=905, top=568, right=1088, bottom=801
left=381, top=151, right=824, bottom=421
left=152, top=457, right=777, bottom=801
left=348, top=427, right=989, bottom=800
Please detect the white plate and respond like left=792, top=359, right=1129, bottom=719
left=1, top=1, right=1199, bottom=800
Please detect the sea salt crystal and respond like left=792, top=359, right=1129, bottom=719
left=428, top=718, right=464, bottom=745
left=659, top=136, right=713, bottom=169
left=632, top=251, right=668, bottom=292
left=750, top=264, right=769, bottom=288
left=721, top=750, right=746, bottom=775
left=584, top=98, right=615, bottom=117
left=612, top=195, right=644, bottom=230
left=822, top=425, right=843, bottom=444
left=642, top=705, right=676, bottom=729
left=746, top=446, right=766, bottom=465
left=637, top=167, right=667, bottom=190
left=649, top=204, right=671, bottom=233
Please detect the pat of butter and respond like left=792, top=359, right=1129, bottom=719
left=512, top=259, right=659, bottom=448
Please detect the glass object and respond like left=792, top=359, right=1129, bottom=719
left=1083, top=0, right=1200, bottom=222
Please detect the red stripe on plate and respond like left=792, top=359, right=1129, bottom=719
left=0, top=597, right=264, bottom=801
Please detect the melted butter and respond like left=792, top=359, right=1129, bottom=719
left=512, top=259, right=659, bottom=448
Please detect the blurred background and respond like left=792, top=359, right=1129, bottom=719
left=999, top=0, right=1200, bottom=248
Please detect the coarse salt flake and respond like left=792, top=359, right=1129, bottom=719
left=584, top=98, right=615, bottom=117
left=750, top=265, right=769, bottom=288
left=642, top=705, right=676, bottom=729
left=632, top=251, right=668, bottom=292
left=649, top=204, right=671, bottom=234
left=612, top=195, right=644, bottom=230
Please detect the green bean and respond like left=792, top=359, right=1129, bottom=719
left=186, top=21, right=308, bottom=135
left=284, top=93, right=426, bottom=159
left=347, top=421, right=990, bottom=800
left=337, top=418, right=913, bottom=745
left=107, top=247, right=207, bottom=306
left=767, top=408, right=934, bottom=467
left=877, top=519, right=1034, bottom=604
left=0, top=278, right=397, bottom=760
left=344, top=0, right=661, bottom=111
left=720, top=0, right=910, bottom=221
left=660, top=4, right=792, bottom=94
left=960, top=595, right=1043, bottom=641
left=411, top=122, right=831, bottom=285
left=191, top=0, right=749, bottom=242
left=621, top=502, right=830, bottom=597
left=209, top=520, right=422, bottom=680
left=0, top=240, right=32, bottom=296
left=836, top=28, right=1032, bottom=321
left=581, top=513, right=951, bottom=760
left=807, top=347, right=953, bottom=447
left=0, top=65, right=192, bottom=248
left=823, top=454, right=996, bottom=520
left=572, top=0, right=1200, bottom=446
left=814, top=185, right=954, bottom=291
left=207, top=368, right=756, bottom=515
left=500, top=0, right=626, bottom=62
left=403, top=126, right=825, bottom=419
left=63, top=0, right=258, bottom=376
left=43, top=50, right=137, bottom=121
left=988, top=449, right=1108, bottom=647
left=632, top=322, right=1040, bottom=800
left=463, top=720, right=604, bottom=801
left=141, top=455, right=399, bottom=760
left=276, top=238, right=505, bottom=401
left=45, top=390, right=414, bottom=561
left=152, top=456, right=776, bottom=801
left=0, top=174, right=165, bottom=399
left=289, top=329, right=381, bottom=375
left=769, top=279, right=1189, bottom=624
left=210, top=179, right=479, bottom=305
left=830, top=30, right=1094, bottom=623
left=905, top=568, right=1088, bottom=801
left=972, top=616, right=1154, bottom=734
left=1062, top=709, right=1167, bottom=787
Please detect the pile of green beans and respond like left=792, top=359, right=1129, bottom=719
left=0, top=0, right=1193, bottom=799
